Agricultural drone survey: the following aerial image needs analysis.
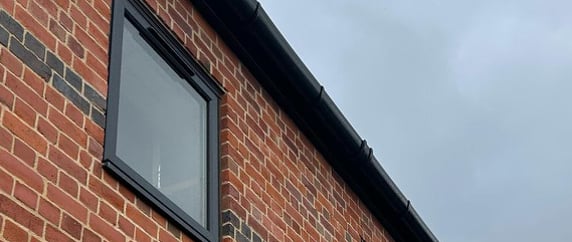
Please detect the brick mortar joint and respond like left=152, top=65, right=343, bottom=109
left=0, top=9, right=106, bottom=129
left=221, top=209, right=264, bottom=242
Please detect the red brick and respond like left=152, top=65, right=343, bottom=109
left=221, top=196, right=247, bottom=220
left=84, top=119, right=104, bottom=144
left=66, top=35, right=84, bottom=58
left=0, top=125, right=13, bottom=151
left=0, top=194, right=45, bottom=236
left=37, top=117, right=58, bottom=144
left=151, top=210, right=167, bottom=228
left=246, top=216, right=268, bottom=240
left=77, top=151, right=92, bottom=172
left=49, top=145, right=86, bottom=182
left=0, top=1, right=398, bottom=241
left=2, top=219, right=29, bottom=242
left=69, top=5, right=87, bottom=29
left=0, top=149, right=43, bottom=192
left=89, top=213, right=125, bottom=242
left=245, top=162, right=265, bottom=188
left=88, top=177, right=125, bottom=211
left=171, top=22, right=186, bottom=45
left=22, top=68, right=45, bottom=96
left=87, top=20, right=109, bottom=54
left=30, top=236, right=43, bottom=242
left=0, top=84, right=15, bottom=109
left=118, top=216, right=135, bottom=238
left=125, top=204, right=158, bottom=235
left=135, top=228, right=152, bottom=242
left=78, top=186, right=98, bottom=212
left=46, top=183, right=88, bottom=222
left=93, top=0, right=111, bottom=19
left=36, top=0, right=58, bottom=18
left=58, top=10, right=73, bottom=32
left=49, top=18, right=67, bottom=42
left=0, top=0, right=14, bottom=15
left=87, top=136, right=102, bottom=158
left=56, top=42, right=73, bottom=65
left=77, top=0, right=109, bottom=33
left=98, top=201, right=117, bottom=224
left=38, top=197, right=61, bottom=225
left=117, top=185, right=135, bottom=203
left=48, top=107, right=87, bottom=146
left=58, top=133, right=80, bottom=159
left=135, top=198, right=151, bottom=215
left=159, top=228, right=179, bottom=242
left=75, top=27, right=106, bottom=62
left=13, top=98, right=36, bottom=127
left=221, top=151, right=240, bottom=175
left=268, top=222, right=285, bottom=241
left=13, top=138, right=36, bottom=166
left=36, top=158, right=57, bottom=184
left=244, top=187, right=265, bottom=213
left=86, top=51, right=107, bottom=80
left=45, top=87, right=65, bottom=111
left=58, top=171, right=79, bottom=197
left=155, top=5, right=171, bottom=29
left=221, top=183, right=240, bottom=201
left=61, top=213, right=82, bottom=239
left=45, top=224, right=73, bottom=242
left=14, top=5, right=56, bottom=50
left=6, top=71, right=48, bottom=116
left=92, top=161, right=103, bottom=178
left=72, top=57, right=107, bottom=95
left=82, top=229, right=101, bottom=242
left=28, top=1, right=49, bottom=27
left=191, top=13, right=217, bottom=48
left=0, top=167, right=14, bottom=193
left=53, top=0, right=69, bottom=9
left=65, top=99, right=85, bottom=127
left=184, top=38, right=198, bottom=58
left=0, top=48, right=23, bottom=77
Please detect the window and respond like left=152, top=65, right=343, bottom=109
left=103, top=0, right=221, bottom=241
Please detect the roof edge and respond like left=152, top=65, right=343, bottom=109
left=189, top=0, right=437, bottom=241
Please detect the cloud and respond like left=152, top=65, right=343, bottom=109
left=259, top=0, right=572, bottom=241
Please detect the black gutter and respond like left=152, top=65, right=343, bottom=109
left=189, top=0, right=437, bottom=241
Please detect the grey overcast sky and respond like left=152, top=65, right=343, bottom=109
left=257, top=0, right=572, bottom=241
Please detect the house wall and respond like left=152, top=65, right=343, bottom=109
left=0, top=0, right=394, bottom=241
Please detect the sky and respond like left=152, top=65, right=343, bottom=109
left=257, top=0, right=572, bottom=241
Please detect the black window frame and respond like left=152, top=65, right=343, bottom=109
left=103, top=0, right=222, bottom=241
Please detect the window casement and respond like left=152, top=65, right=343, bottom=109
left=103, top=0, right=221, bottom=241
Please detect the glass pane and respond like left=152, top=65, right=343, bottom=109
left=116, top=19, right=207, bottom=226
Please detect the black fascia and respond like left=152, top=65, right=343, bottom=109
left=103, top=0, right=221, bottom=241
left=188, top=0, right=437, bottom=241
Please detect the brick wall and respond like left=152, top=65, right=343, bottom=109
left=0, top=0, right=394, bottom=241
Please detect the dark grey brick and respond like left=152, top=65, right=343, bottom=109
left=235, top=232, right=249, bottom=242
left=24, top=33, right=45, bottom=60
left=221, top=210, right=240, bottom=228
left=221, top=223, right=234, bottom=237
left=9, top=37, right=51, bottom=80
left=240, top=222, right=252, bottom=239
left=52, top=74, right=90, bottom=115
left=0, top=26, right=8, bottom=47
left=166, top=222, right=181, bottom=238
left=65, top=67, right=83, bottom=91
left=252, top=233, right=263, bottom=242
left=90, top=106, right=105, bottom=128
left=0, top=11, right=24, bottom=41
left=84, top=84, right=106, bottom=111
left=46, top=51, right=64, bottom=76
